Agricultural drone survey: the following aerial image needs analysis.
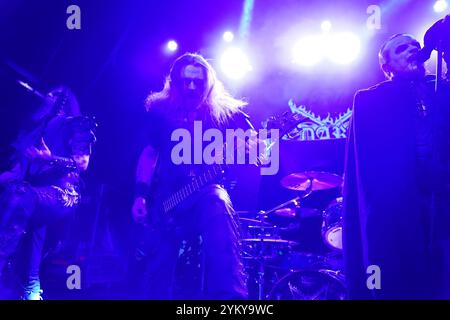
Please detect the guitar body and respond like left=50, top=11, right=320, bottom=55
left=142, top=109, right=305, bottom=228
left=146, top=165, right=226, bottom=228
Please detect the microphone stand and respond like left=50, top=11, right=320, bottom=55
left=435, top=40, right=444, bottom=94
left=434, top=15, right=449, bottom=94
left=428, top=26, right=448, bottom=260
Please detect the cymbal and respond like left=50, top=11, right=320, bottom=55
left=280, top=171, right=343, bottom=191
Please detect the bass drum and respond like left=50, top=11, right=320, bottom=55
left=267, top=269, right=347, bottom=300
left=322, top=197, right=343, bottom=251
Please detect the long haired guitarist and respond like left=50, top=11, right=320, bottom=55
left=132, top=53, right=256, bottom=299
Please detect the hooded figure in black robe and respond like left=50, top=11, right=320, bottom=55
left=343, top=33, right=450, bottom=299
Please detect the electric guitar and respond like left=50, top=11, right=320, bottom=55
left=152, top=110, right=306, bottom=217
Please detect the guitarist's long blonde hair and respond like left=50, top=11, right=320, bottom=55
left=145, top=53, right=247, bottom=126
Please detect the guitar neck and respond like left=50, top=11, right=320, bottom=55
left=162, top=164, right=224, bottom=213
left=161, top=111, right=305, bottom=214
left=48, top=156, right=77, bottom=170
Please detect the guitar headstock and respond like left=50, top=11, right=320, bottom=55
left=264, top=111, right=306, bottom=139
left=47, top=88, right=70, bottom=117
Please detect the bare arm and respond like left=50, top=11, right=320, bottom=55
left=136, top=145, right=159, bottom=185
left=132, top=145, right=159, bottom=224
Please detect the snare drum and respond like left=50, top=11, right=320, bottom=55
left=322, top=197, right=343, bottom=251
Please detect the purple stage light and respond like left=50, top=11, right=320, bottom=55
left=291, top=30, right=360, bottom=68
left=434, top=0, right=448, bottom=13
left=166, top=40, right=178, bottom=52
left=223, top=31, right=234, bottom=42
left=292, top=35, right=325, bottom=66
left=220, top=47, right=252, bottom=80
left=328, top=32, right=361, bottom=65
left=321, top=20, right=332, bottom=33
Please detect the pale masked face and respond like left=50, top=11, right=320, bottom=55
left=180, top=64, right=206, bottom=109
left=72, top=154, right=90, bottom=171
left=382, top=35, right=425, bottom=80
left=70, top=137, right=93, bottom=171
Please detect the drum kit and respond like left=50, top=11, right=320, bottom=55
left=239, top=171, right=346, bottom=300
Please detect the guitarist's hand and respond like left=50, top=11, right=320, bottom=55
left=25, top=137, right=52, bottom=162
left=132, top=197, right=148, bottom=224
left=236, top=135, right=268, bottom=166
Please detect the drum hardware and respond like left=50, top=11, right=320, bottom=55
left=261, top=188, right=313, bottom=221
left=273, top=207, right=322, bottom=219
left=239, top=175, right=346, bottom=299
left=239, top=195, right=324, bottom=299
left=240, top=238, right=297, bottom=300
left=267, top=268, right=347, bottom=300
left=239, top=173, right=346, bottom=299
left=273, top=207, right=296, bottom=218
left=239, top=209, right=294, bottom=300
left=279, top=172, right=344, bottom=251
left=260, top=196, right=301, bottom=216
left=239, top=214, right=275, bottom=239
left=239, top=217, right=271, bottom=226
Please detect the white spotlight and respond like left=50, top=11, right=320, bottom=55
left=292, top=35, right=325, bottom=66
left=167, top=40, right=178, bottom=52
left=321, top=20, right=332, bottom=33
left=328, top=32, right=361, bottom=65
left=220, top=47, right=252, bottom=80
left=223, top=31, right=234, bottom=42
left=434, top=0, right=448, bottom=13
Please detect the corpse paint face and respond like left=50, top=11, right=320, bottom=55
left=72, top=154, right=90, bottom=171
left=180, top=64, right=206, bottom=109
left=382, top=35, right=425, bottom=80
